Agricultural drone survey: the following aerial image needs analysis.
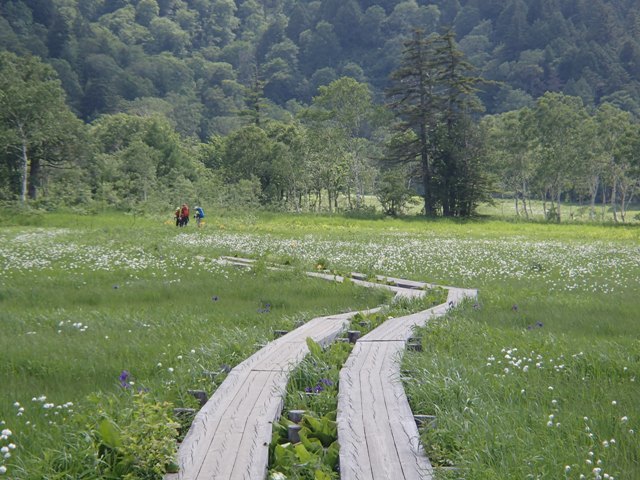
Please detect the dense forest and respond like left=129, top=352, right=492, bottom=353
left=1, top=0, right=639, bottom=219
left=3, top=0, right=640, bottom=128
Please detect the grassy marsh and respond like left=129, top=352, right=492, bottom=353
left=0, top=211, right=638, bottom=478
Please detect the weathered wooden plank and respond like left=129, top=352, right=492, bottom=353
left=170, top=256, right=477, bottom=480
left=168, top=309, right=363, bottom=479
left=195, top=370, right=286, bottom=479
left=337, top=343, right=373, bottom=480
left=361, top=342, right=408, bottom=480
left=305, top=271, right=424, bottom=299
left=338, top=287, right=477, bottom=480
left=360, top=305, right=447, bottom=342
left=338, top=341, right=432, bottom=480
left=381, top=346, right=432, bottom=479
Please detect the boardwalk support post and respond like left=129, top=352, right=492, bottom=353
left=188, top=390, right=209, bottom=407
left=288, top=424, right=302, bottom=443
left=414, top=414, right=437, bottom=429
left=173, top=407, right=197, bottom=417
left=347, top=330, right=361, bottom=343
left=288, top=410, right=305, bottom=423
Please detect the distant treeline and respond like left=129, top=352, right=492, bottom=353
left=1, top=0, right=640, bottom=137
left=1, top=1, right=639, bottom=221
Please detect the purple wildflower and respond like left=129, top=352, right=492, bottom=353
left=320, top=378, right=334, bottom=386
left=119, top=370, right=130, bottom=388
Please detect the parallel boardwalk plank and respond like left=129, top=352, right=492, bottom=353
left=169, top=255, right=477, bottom=480
left=168, top=311, right=365, bottom=480
left=337, top=287, right=477, bottom=480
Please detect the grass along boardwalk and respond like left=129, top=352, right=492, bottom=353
left=166, top=309, right=366, bottom=479
left=165, top=258, right=384, bottom=479
left=168, top=256, right=475, bottom=480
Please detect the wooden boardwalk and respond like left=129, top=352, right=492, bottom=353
left=167, top=257, right=476, bottom=480
left=167, top=310, right=367, bottom=480
left=337, top=287, right=476, bottom=480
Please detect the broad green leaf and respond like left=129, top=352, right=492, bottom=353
left=299, top=427, right=323, bottom=454
left=324, top=441, right=340, bottom=470
left=314, top=470, right=332, bottom=480
left=98, top=419, right=122, bottom=449
left=294, top=443, right=315, bottom=464
left=274, top=444, right=295, bottom=469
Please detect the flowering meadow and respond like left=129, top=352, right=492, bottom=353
left=177, top=214, right=640, bottom=479
left=0, top=216, right=388, bottom=478
left=1, top=211, right=638, bottom=478
left=173, top=228, right=640, bottom=294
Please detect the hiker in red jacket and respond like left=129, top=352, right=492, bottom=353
left=180, top=204, right=190, bottom=227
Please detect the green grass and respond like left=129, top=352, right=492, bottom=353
left=0, top=217, right=390, bottom=478
left=1, top=210, right=638, bottom=478
left=405, top=297, right=638, bottom=479
left=476, top=198, right=640, bottom=224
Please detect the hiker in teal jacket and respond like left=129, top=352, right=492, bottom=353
left=194, top=206, right=205, bottom=227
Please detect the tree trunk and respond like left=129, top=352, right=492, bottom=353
left=522, top=180, right=529, bottom=220
left=619, top=177, right=635, bottom=223
left=28, top=155, right=41, bottom=201
left=522, top=180, right=530, bottom=219
left=20, top=135, right=29, bottom=204
left=420, top=123, right=434, bottom=216
left=601, top=179, right=607, bottom=221
left=588, top=175, right=598, bottom=220
left=354, top=158, right=363, bottom=209
left=293, top=187, right=300, bottom=213
left=611, top=177, right=618, bottom=223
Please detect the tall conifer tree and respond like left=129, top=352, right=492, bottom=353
left=385, top=29, right=490, bottom=217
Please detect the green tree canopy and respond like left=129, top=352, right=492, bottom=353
left=0, top=51, right=85, bottom=202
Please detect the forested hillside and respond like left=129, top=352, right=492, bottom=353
left=2, top=0, right=640, bottom=138
left=1, top=0, right=639, bottom=221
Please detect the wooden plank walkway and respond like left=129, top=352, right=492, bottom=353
left=337, top=287, right=477, bottom=480
left=167, top=310, right=366, bottom=480
left=168, top=256, right=477, bottom=480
